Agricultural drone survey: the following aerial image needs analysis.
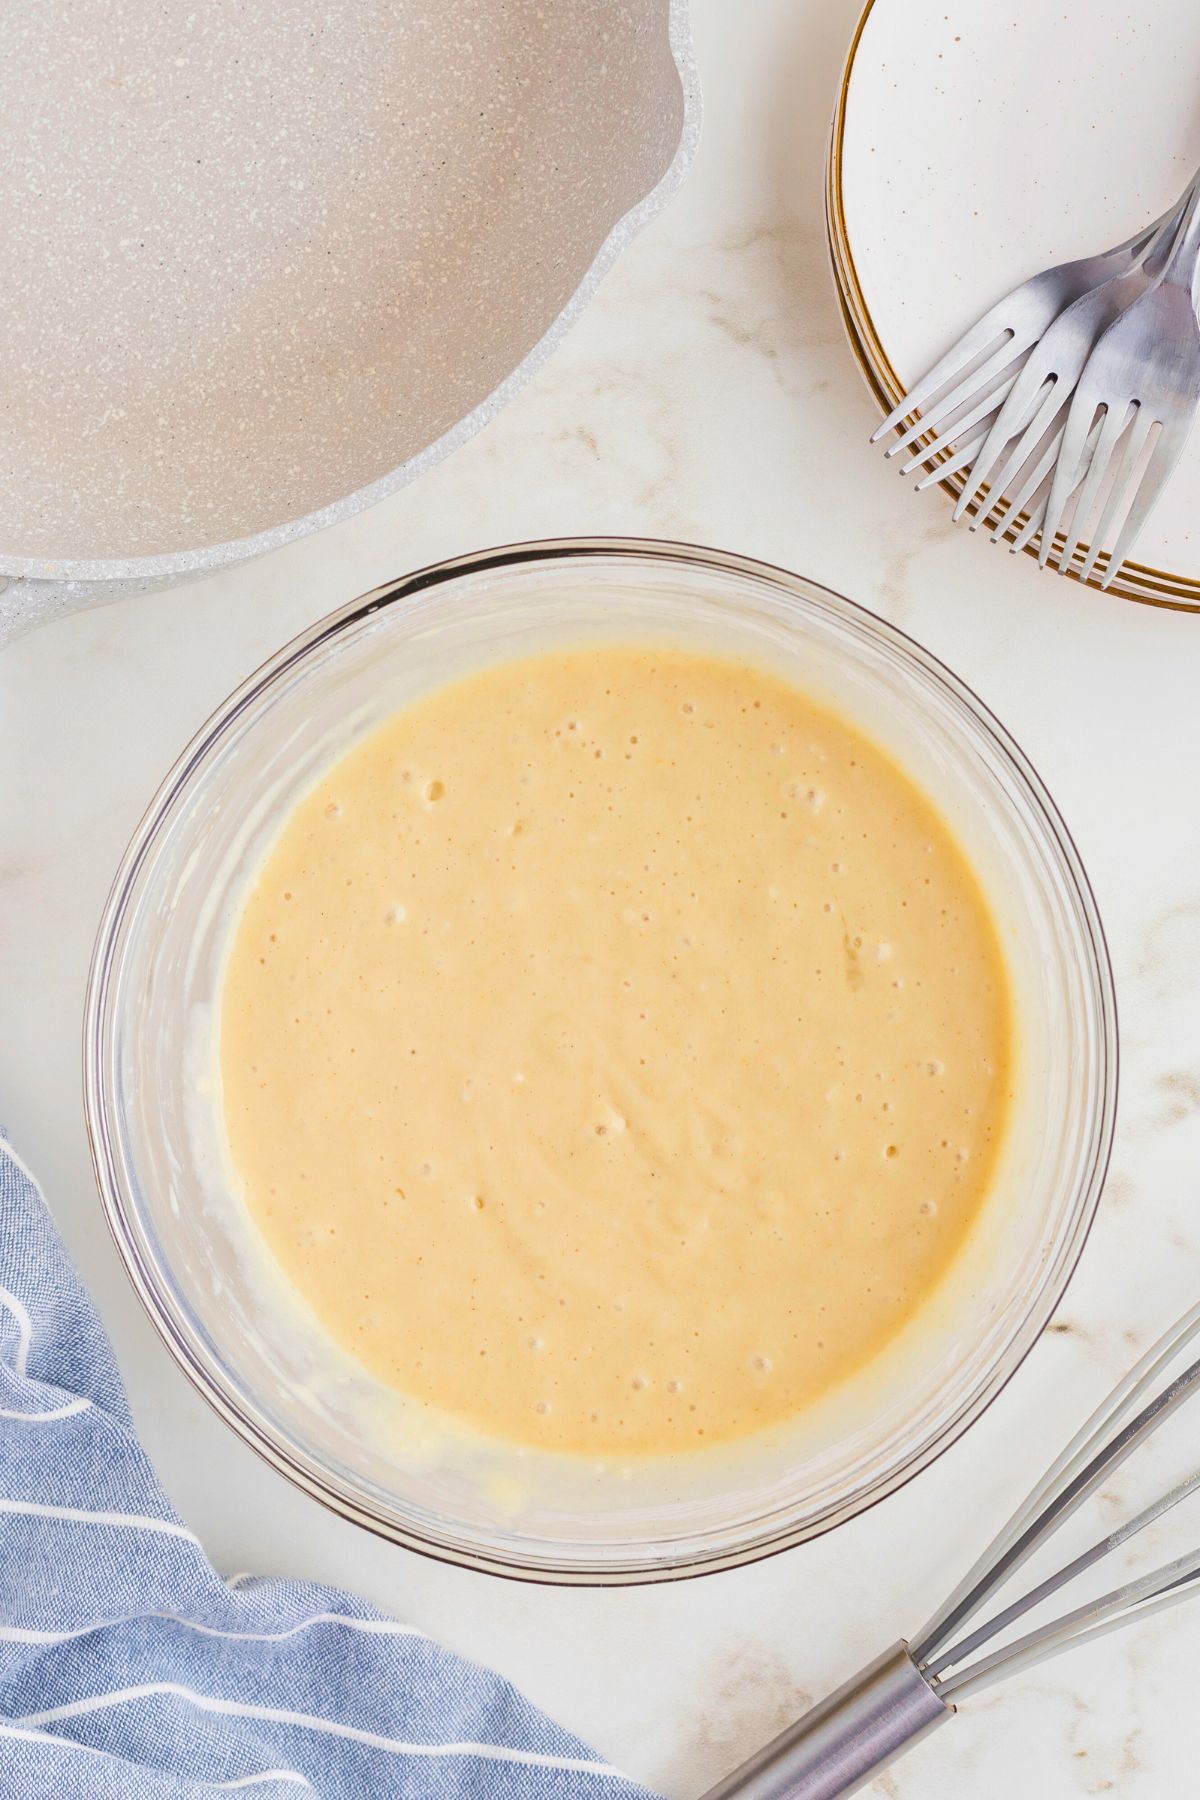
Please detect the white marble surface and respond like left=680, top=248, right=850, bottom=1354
left=3, top=2, right=1200, bottom=1794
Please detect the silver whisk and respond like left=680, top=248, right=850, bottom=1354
left=703, top=1301, right=1200, bottom=1800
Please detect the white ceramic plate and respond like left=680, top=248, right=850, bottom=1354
left=828, top=0, right=1200, bottom=608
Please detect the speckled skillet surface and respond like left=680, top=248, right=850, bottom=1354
left=0, top=0, right=690, bottom=569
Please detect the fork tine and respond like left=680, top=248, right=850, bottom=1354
left=910, top=420, right=994, bottom=487
left=954, top=375, right=1059, bottom=524
left=871, top=316, right=1016, bottom=441
left=903, top=379, right=1014, bottom=479
left=1038, top=392, right=1103, bottom=569
left=951, top=331, right=1068, bottom=522
left=884, top=338, right=1025, bottom=458
left=904, top=391, right=1017, bottom=481
left=972, top=391, right=1063, bottom=532
left=991, top=424, right=1064, bottom=545
left=1007, top=414, right=1104, bottom=555
left=906, top=388, right=1015, bottom=482
left=1003, top=492, right=1050, bottom=555
left=1079, top=409, right=1155, bottom=585
left=1055, top=400, right=1137, bottom=574
left=1099, top=415, right=1191, bottom=588
left=910, top=421, right=995, bottom=488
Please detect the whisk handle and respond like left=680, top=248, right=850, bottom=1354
left=699, top=1642, right=952, bottom=1800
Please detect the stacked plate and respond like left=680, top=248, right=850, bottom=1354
left=827, top=0, right=1200, bottom=609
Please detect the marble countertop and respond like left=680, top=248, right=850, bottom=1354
left=3, top=1, right=1199, bottom=1794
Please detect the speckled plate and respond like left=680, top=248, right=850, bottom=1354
left=0, top=0, right=698, bottom=636
left=828, top=0, right=1200, bottom=609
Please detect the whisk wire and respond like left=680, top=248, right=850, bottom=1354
left=926, top=1460, right=1200, bottom=1682
left=940, top=1540, right=1200, bottom=1702
left=911, top=1300, right=1200, bottom=1666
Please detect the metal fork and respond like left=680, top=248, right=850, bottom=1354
left=949, top=189, right=1192, bottom=533
left=871, top=202, right=1183, bottom=474
left=1038, top=179, right=1200, bottom=586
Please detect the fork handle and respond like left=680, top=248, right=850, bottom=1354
left=1154, top=175, right=1200, bottom=292
left=1130, top=171, right=1198, bottom=263
left=698, top=1643, right=952, bottom=1800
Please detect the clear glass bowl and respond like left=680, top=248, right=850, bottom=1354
left=84, top=538, right=1117, bottom=1583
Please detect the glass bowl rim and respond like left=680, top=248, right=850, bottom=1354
left=83, top=534, right=1119, bottom=1585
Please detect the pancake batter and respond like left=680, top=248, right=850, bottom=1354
left=221, top=647, right=1011, bottom=1454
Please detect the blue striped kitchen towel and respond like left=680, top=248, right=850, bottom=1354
left=0, top=1136, right=656, bottom=1798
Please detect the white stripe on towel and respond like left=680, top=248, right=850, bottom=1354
left=0, top=1720, right=313, bottom=1791
left=215, top=1771, right=315, bottom=1791
left=182, top=1612, right=427, bottom=1645
left=0, top=1497, right=200, bottom=1544
left=0, top=1610, right=426, bottom=1648
left=0, top=1290, right=33, bottom=1378
left=0, top=1139, right=47, bottom=1196
left=18, top=1683, right=633, bottom=1781
left=0, top=1397, right=90, bottom=1423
